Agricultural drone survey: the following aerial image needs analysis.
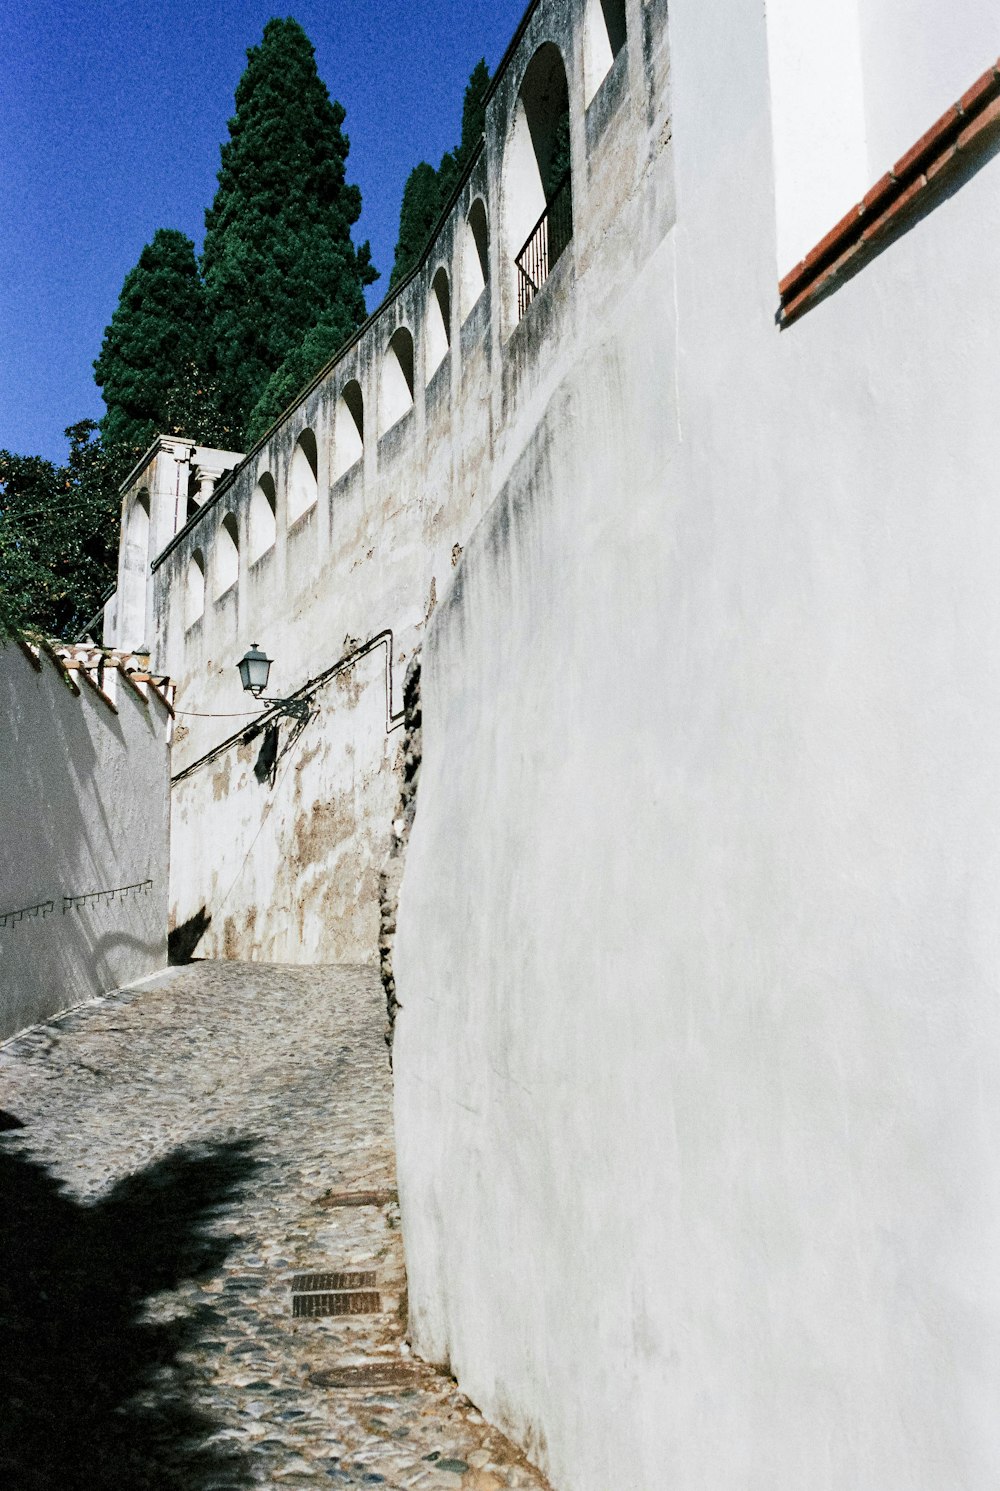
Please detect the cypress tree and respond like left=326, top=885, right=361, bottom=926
left=459, top=59, right=491, bottom=165
left=389, top=163, right=447, bottom=291
left=390, top=59, right=490, bottom=288
left=94, top=229, right=220, bottom=457
left=247, top=305, right=356, bottom=445
left=202, top=17, right=377, bottom=445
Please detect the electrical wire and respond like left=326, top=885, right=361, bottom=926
left=171, top=629, right=405, bottom=784
left=173, top=708, right=262, bottom=718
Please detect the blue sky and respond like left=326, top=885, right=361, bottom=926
left=0, top=0, right=526, bottom=463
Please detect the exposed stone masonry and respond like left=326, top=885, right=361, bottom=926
left=379, top=658, right=422, bottom=1060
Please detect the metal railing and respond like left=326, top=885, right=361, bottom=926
left=515, top=171, right=573, bottom=320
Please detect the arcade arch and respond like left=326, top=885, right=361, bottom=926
left=186, top=550, right=205, bottom=628
left=125, top=491, right=150, bottom=577
left=249, top=474, right=277, bottom=562
left=380, top=327, right=415, bottom=436
left=214, top=514, right=239, bottom=598
left=505, top=42, right=573, bottom=322
left=333, top=381, right=365, bottom=479
left=288, top=429, right=319, bottom=523
left=460, top=200, right=490, bottom=321
left=426, top=267, right=452, bottom=380
left=584, top=0, right=627, bottom=105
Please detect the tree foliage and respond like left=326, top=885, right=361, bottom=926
left=0, top=423, right=127, bottom=640
left=7, top=16, right=384, bottom=636
left=391, top=162, right=445, bottom=294
left=389, top=59, right=491, bottom=288
left=246, top=305, right=357, bottom=446
left=202, top=17, right=377, bottom=444
left=94, top=230, right=225, bottom=454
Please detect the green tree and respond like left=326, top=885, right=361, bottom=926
left=247, top=305, right=357, bottom=446
left=458, top=58, right=491, bottom=171
left=0, top=422, right=126, bottom=640
left=390, top=162, right=446, bottom=291
left=389, top=59, right=491, bottom=288
left=94, top=230, right=222, bottom=456
left=202, top=17, right=377, bottom=445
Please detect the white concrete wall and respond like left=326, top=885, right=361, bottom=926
left=858, top=0, right=999, bottom=174
left=766, top=0, right=869, bottom=272
left=766, top=0, right=999, bottom=274
left=0, top=642, right=170, bottom=1041
left=392, top=0, right=1000, bottom=1488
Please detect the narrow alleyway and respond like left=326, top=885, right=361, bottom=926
left=0, top=964, right=550, bottom=1491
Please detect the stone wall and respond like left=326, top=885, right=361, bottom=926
left=0, top=640, right=171, bottom=1041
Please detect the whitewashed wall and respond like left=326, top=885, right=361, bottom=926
left=153, top=145, right=496, bottom=965
left=0, top=642, right=170, bottom=1041
left=857, top=0, right=999, bottom=171
left=393, top=1, right=1000, bottom=1489
left=767, top=0, right=999, bottom=272
left=148, top=0, right=652, bottom=968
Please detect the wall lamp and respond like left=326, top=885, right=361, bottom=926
left=237, top=643, right=312, bottom=722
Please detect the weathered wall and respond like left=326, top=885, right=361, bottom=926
left=393, top=3, right=1000, bottom=1490
left=146, top=0, right=668, bottom=969
left=0, top=641, right=170, bottom=1041
left=149, top=141, right=496, bottom=963
left=169, top=638, right=404, bottom=966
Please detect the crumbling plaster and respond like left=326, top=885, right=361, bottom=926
left=139, top=0, right=666, bottom=969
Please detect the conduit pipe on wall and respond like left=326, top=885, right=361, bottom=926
left=170, top=629, right=406, bottom=785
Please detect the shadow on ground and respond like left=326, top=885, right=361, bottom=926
left=0, top=1118, right=261, bottom=1490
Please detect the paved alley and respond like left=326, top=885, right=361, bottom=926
left=0, top=963, right=551, bottom=1491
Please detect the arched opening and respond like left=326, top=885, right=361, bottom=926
left=126, top=491, right=150, bottom=571
left=380, top=326, right=415, bottom=437
left=249, top=473, right=277, bottom=562
left=186, top=549, right=205, bottom=628
left=584, top=0, right=627, bottom=105
left=214, top=514, right=239, bottom=598
left=460, top=199, right=490, bottom=321
left=120, top=491, right=151, bottom=649
left=426, top=267, right=452, bottom=381
left=333, top=380, right=365, bottom=480
left=288, top=428, right=319, bottom=523
left=505, top=42, right=573, bottom=321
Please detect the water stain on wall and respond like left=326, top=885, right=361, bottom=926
left=211, top=756, right=232, bottom=801
left=292, top=794, right=354, bottom=871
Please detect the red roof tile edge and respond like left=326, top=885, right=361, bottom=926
left=134, top=674, right=176, bottom=718
left=38, top=640, right=82, bottom=696
left=779, top=59, right=1000, bottom=325
left=15, top=637, right=43, bottom=672
left=76, top=664, right=119, bottom=715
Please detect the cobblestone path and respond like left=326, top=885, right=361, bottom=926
left=0, top=963, right=550, bottom=1491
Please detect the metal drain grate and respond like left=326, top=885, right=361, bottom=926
left=293, top=1290, right=381, bottom=1318
left=292, top=1271, right=376, bottom=1293
left=291, top=1266, right=382, bottom=1319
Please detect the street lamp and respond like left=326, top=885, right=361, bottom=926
left=237, top=642, right=271, bottom=697
left=237, top=643, right=312, bottom=722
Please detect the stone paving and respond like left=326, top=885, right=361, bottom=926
left=0, top=962, right=551, bottom=1491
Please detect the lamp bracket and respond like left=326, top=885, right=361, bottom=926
left=262, top=695, right=313, bottom=723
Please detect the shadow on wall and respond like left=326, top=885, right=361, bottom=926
left=168, top=906, right=212, bottom=965
left=0, top=645, right=169, bottom=1038
left=0, top=1127, right=261, bottom=1491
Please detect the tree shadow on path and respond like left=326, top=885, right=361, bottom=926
left=0, top=1121, right=262, bottom=1491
